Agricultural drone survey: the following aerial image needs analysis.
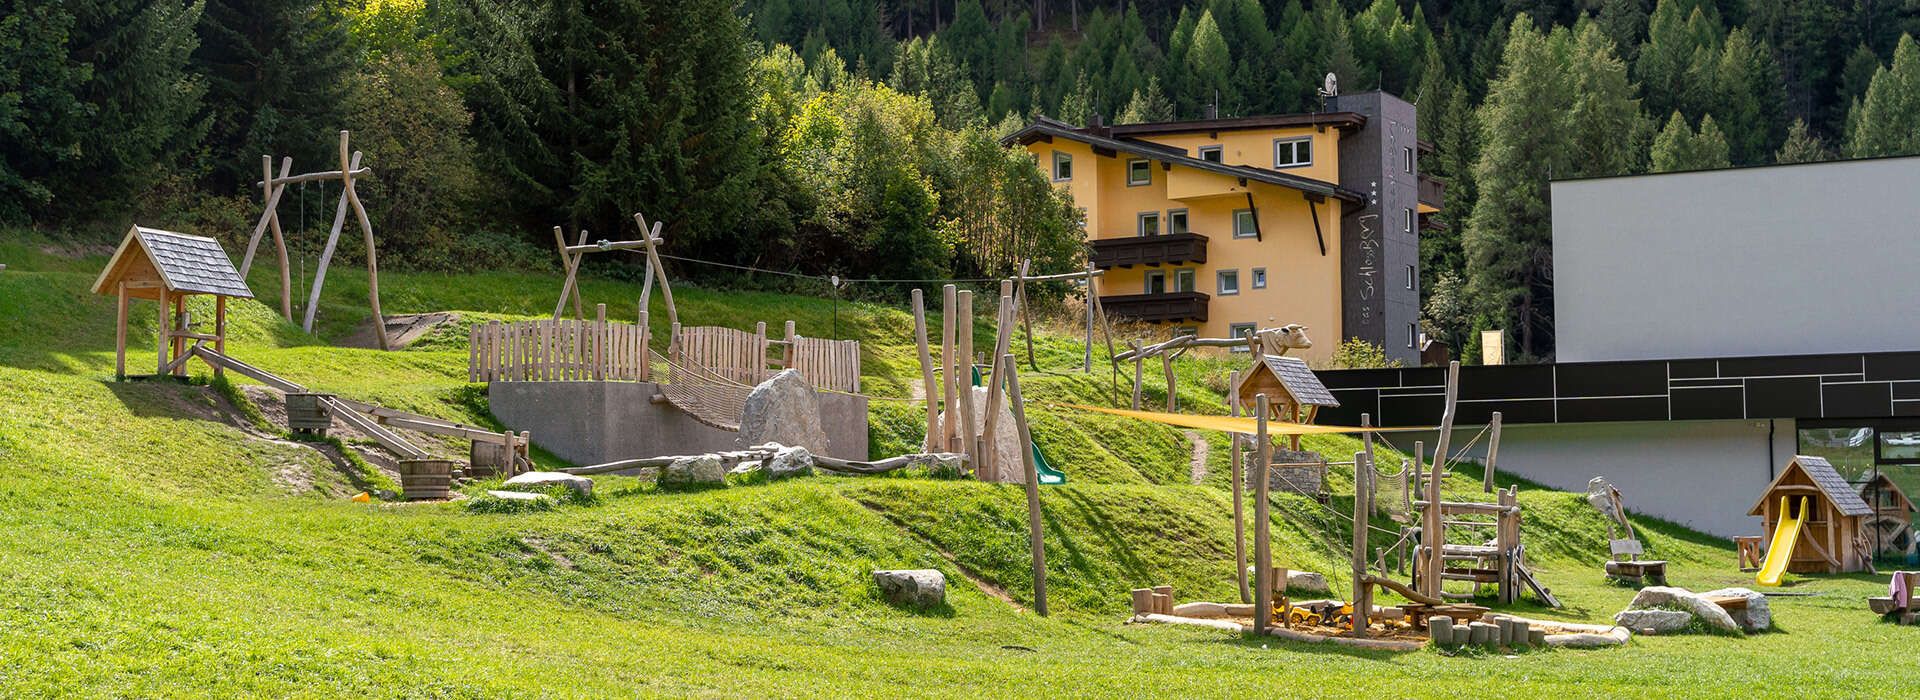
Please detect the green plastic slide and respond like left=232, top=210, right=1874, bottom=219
left=973, top=366, right=1065, bottom=485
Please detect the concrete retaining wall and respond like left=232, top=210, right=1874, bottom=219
left=488, top=381, right=869, bottom=467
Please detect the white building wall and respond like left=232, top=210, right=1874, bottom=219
left=1551, top=156, right=1920, bottom=363
left=1392, top=419, right=1797, bottom=538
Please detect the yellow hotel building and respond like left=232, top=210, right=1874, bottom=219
left=1007, top=91, right=1443, bottom=365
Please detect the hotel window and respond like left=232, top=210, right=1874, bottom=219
left=1199, top=145, right=1223, bottom=163
left=1404, top=265, right=1415, bottom=290
left=1229, top=323, right=1257, bottom=351
left=1273, top=137, right=1312, bottom=168
left=1167, top=209, right=1189, bottom=235
left=1404, top=207, right=1414, bottom=232
left=1217, top=269, right=1240, bottom=296
left=1233, top=209, right=1258, bottom=238
left=1137, top=211, right=1161, bottom=237
left=1408, top=323, right=1418, bottom=349
left=1174, top=268, right=1196, bottom=292
left=1127, top=158, right=1151, bottom=186
left=1052, top=151, right=1073, bottom=181
left=1252, top=267, right=1267, bottom=289
left=1145, top=270, right=1167, bottom=294
left=1403, top=146, right=1414, bottom=174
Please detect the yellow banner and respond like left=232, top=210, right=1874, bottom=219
left=1052, top=403, right=1436, bottom=436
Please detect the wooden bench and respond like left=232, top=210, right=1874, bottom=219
left=1603, top=538, right=1668, bottom=586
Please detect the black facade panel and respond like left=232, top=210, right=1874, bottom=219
left=1555, top=361, right=1667, bottom=398
left=1456, top=399, right=1556, bottom=425
left=1719, top=354, right=1862, bottom=378
left=1556, top=396, right=1669, bottom=422
left=1895, top=401, right=1920, bottom=417
left=1318, top=391, right=1375, bottom=426
left=1671, top=387, right=1745, bottom=420
left=1668, top=359, right=1719, bottom=379
left=1379, top=393, right=1445, bottom=426
left=1745, top=377, right=1822, bottom=418
left=1397, top=367, right=1447, bottom=388
left=1318, top=368, right=1406, bottom=390
left=1457, top=365, right=1554, bottom=400
left=1894, top=381, right=1920, bottom=400
left=1822, top=382, right=1892, bottom=418
left=1866, top=352, right=1920, bottom=381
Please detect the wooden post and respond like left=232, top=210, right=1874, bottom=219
left=553, top=227, right=580, bottom=320
left=1129, top=341, right=1145, bottom=410
left=1352, top=414, right=1376, bottom=638
left=1005, top=352, right=1048, bottom=616
left=940, top=285, right=959, bottom=452
left=632, top=213, right=678, bottom=329
left=114, top=282, right=128, bottom=380
left=251, top=155, right=296, bottom=320
left=1016, top=259, right=1037, bottom=371
left=595, top=304, right=607, bottom=380
left=1229, top=370, right=1248, bottom=603
left=301, top=150, right=361, bottom=333
left=1421, top=361, right=1461, bottom=598
left=981, top=283, right=1016, bottom=482
left=214, top=296, right=228, bottom=379
left=1082, top=263, right=1095, bottom=373
left=1408, top=439, right=1423, bottom=518
left=1498, top=486, right=1517, bottom=604
left=957, top=290, right=978, bottom=471
left=155, top=291, right=169, bottom=376
left=1253, top=394, right=1273, bottom=635
left=911, top=289, right=939, bottom=452
left=1483, top=411, right=1504, bottom=493
left=171, top=295, right=187, bottom=377
left=339, top=131, right=390, bottom=351
left=1162, top=352, right=1176, bottom=412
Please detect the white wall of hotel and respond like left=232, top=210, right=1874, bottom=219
left=1551, top=155, right=1920, bottom=364
left=1384, top=418, right=1797, bottom=539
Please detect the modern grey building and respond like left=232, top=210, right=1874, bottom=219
left=1318, top=156, right=1920, bottom=544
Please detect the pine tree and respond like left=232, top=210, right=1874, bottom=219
left=1564, top=21, right=1648, bottom=177
left=1710, top=29, right=1785, bottom=164
left=1650, top=111, right=1730, bottom=171
left=1185, top=10, right=1233, bottom=116
left=1117, top=76, right=1175, bottom=123
left=1846, top=34, right=1920, bottom=157
left=1597, top=0, right=1650, bottom=61
left=192, top=0, right=355, bottom=192
left=1774, top=118, right=1830, bottom=163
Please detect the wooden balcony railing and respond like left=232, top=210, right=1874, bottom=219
left=1099, top=291, right=1210, bottom=323
left=1089, top=232, right=1209, bottom=269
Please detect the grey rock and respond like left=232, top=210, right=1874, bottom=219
left=934, top=386, right=1024, bottom=482
left=1287, top=571, right=1332, bottom=594
left=485, top=489, right=553, bottom=502
left=1613, top=608, right=1693, bottom=634
left=1701, top=587, right=1771, bottom=632
left=767, top=445, right=815, bottom=479
left=873, top=569, right=946, bottom=608
left=737, top=369, right=829, bottom=453
left=660, top=454, right=727, bottom=486
left=501, top=471, right=593, bottom=497
left=1627, top=586, right=1740, bottom=633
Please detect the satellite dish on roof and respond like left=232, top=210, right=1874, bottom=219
left=1320, top=73, right=1339, bottom=98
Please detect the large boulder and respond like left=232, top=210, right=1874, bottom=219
left=933, top=386, right=1024, bottom=483
left=1627, top=586, right=1740, bottom=633
left=873, top=569, right=947, bottom=608
left=767, top=445, right=815, bottom=479
left=1288, top=571, right=1332, bottom=594
left=659, top=454, right=727, bottom=486
left=501, top=471, right=593, bottom=498
left=737, top=369, right=829, bottom=454
left=1613, top=608, right=1694, bottom=634
left=1701, top=587, right=1772, bottom=632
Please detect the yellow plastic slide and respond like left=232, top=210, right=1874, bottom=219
left=1756, top=495, right=1807, bottom=587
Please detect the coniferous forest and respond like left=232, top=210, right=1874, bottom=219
left=7, top=0, right=1920, bottom=360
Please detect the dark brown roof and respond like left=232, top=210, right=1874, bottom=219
left=92, top=226, right=255, bottom=299
left=1105, top=112, right=1366, bottom=136
left=1004, top=118, right=1364, bottom=203
left=1748, top=456, right=1873, bottom=517
left=1265, top=356, right=1339, bottom=407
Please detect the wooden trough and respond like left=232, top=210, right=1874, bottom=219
left=398, top=459, right=456, bottom=500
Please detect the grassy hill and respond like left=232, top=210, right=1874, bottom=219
left=1, top=230, right=1915, bottom=696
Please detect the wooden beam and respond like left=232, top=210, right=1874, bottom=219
left=633, top=213, right=679, bottom=328
left=1006, top=352, right=1048, bottom=616
left=240, top=155, right=294, bottom=278
left=253, top=167, right=373, bottom=187
left=213, top=296, right=227, bottom=380
left=1422, top=361, right=1461, bottom=598
left=1253, top=394, right=1273, bottom=635
left=115, top=282, right=128, bottom=380
left=301, top=150, right=362, bottom=333
left=1352, top=414, right=1376, bottom=638
left=911, top=289, right=939, bottom=452
left=1483, top=411, right=1503, bottom=493
left=941, top=285, right=958, bottom=452
left=957, top=289, right=978, bottom=471
left=156, top=292, right=169, bottom=376
left=1016, top=259, right=1037, bottom=371
left=981, top=282, right=1015, bottom=482
left=1229, top=370, right=1248, bottom=603
left=339, top=131, right=389, bottom=351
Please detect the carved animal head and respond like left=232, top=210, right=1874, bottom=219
left=1257, top=324, right=1313, bottom=355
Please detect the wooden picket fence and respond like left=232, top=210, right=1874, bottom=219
left=469, top=318, right=861, bottom=394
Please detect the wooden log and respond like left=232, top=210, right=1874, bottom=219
left=957, top=290, right=978, bottom=471
left=240, top=155, right=293, bottom=278
left=213, top=296, right=227, bottom=379
left=171, top=296, right=187, bottom=377
left=1016, top=259, right=1036, bottom=371
left=911, top=289, right=939, bottom=452
left=115, top=282, right=128, bottom=380
left=1152, top=585, right=1174, bottom=615
left=560, top=236, right=662, bottom=254
left=1086, top=264, right=1121, bottom=404
left=338, top=132, right=389, bottom=351
left=254, top=167, right=373, bottom=187
left=552, top=226, right=582, bottom=320
left=1011, top=269, right=1106, bottom=282
left=940, top=285, right=958, bottom=452
left=155, top=291, right=169, bottom=376
left=300, top=150, right=362, bottom=333
left=1421, top=361, right=1461, bottom=598
left=1129, top=341, right=1145, bottom=410
left=632, top=213, right=678, bottom=328
left=1253, top=394, right=1272, bottom=635
left=1162, top=352, right=1176, bottom=412
left=981, top=283, right=1015, bottom=482
left=1351, top=414, right=1376, bottom=638
left=1131, top=588, right=1155, bottom=615
left=1429, top=616, right=1454, bottom=645
left=1082, top=262, right=1095, bottom=372
left=1229, top=370, right=1248, bottom=603
left=1006, top=352, right=1048, bottom=616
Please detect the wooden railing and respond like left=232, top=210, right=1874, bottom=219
left=469, top=318, right=862, bottom=394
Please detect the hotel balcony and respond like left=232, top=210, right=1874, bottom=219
left=1099, top=291, right=1210, bottom=324
left=1089, top=232, right=1209, bottom=269
left=1418, top=174, right=1445, bottom=213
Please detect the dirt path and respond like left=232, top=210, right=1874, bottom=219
left=1185, top=430, right=1209, bottom=485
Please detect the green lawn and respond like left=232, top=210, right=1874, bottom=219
left=1, top=230, right=1915, bottom=697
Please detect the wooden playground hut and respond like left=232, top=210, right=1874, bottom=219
left=1859, top=473, right=1917, bottom=559
left=93, top=225, right=253, bottom=380
left=1747, top=455, right=1874, bottom=574
left=1234, top=355, right=1338, bottom=440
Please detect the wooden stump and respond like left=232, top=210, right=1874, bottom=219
left=398, top=459, right=456, bottom=500
left=286, top=393, right=334, bottom=434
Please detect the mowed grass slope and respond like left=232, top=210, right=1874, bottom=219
left=2, top=230, right=1916, bottom=697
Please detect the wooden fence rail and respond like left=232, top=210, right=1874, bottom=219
left=469, top=319, right=860, bottom=394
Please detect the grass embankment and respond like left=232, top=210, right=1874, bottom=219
left=1, top=230, right=1915, bottom=696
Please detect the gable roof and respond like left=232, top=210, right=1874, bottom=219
left=1105, top=111, right=1366, bottom=137
left=92, top=226, right=253, bottom=300
left=1234, top=355, right=1340, bottom=408
left=1003, top=117, right=1365, bottom=204
left=1860, top=473, right=1917, bottom=513
left=1747, top=455, right=1873, bottom=517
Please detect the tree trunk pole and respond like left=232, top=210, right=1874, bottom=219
left=1483, top=411, right=1504, bottom=493
left=1253, top=394, right=1272, bottom=635
left=911, top=289, right=939, bottom=451
left=1230, top=370, right=1248, bottom=603
left=1005, top=352, right=1048, bottom=616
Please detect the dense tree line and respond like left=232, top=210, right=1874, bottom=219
left=9, top=0, right=1920, bottom=351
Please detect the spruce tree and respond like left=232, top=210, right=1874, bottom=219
left=1117, top=76, right=1175, bottom=123
left=1710, top=29, right=1785, bottom=164
left=1774, top=118, right=1830, bottom=163
left=1185, top=10, right=1233, bottom=116
left=1846, top=35, right=1920, bottom=157
left=192, top=0, right=355, bottom=192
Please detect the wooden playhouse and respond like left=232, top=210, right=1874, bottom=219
left=1747, top=455, right=1874, bottom=574
left=92, top=225, right=254, bottom=380
left=1859, top=473, right=1917, bottom=559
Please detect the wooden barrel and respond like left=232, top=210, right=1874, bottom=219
left=468, top=441, right=506, bottom=477
left=398, top=459, right=456, bottom=500
left=285, top=393, right=334, bottom=433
